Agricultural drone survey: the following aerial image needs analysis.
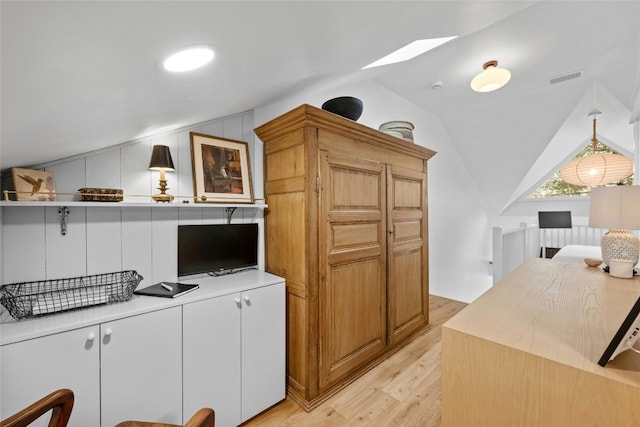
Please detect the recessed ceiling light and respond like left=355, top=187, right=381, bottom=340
left=163, top=45, right=215, bottom=72
left=362, top=36, right=457, bottom=69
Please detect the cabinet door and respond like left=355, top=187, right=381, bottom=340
left=318, top=152, right=387, bottom=388
left=241, top=282, right=286, bottom=422
left=0, top=326, right=100, bottom=427
left=100, top=306, right=182, bottom=427
left=387, top=163, right=429, bottom=345
left=183, top=293, right=242, bottom=427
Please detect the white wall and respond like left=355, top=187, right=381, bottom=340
left=497, top=197, right=592, bottom=230
left=0, top=111, right=265, bottom=318
left=254, top=79, right=493, bottom=303
left=2, top=82, right=496, bottom=306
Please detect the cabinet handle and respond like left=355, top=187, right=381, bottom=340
left=87, top=332, right=96, bottom=341
left=234, top=297, right=242, bottom=305
left=104, top=328, right=113, bottom=337
left=243, top=295, right=250, bottom=303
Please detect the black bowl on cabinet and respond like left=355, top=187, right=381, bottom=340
left=321, top=97, right=363, bottom=121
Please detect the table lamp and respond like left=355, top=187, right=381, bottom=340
left=149, top=145, right=175, bottom=203
left=589, top=185, right=640, bottom=267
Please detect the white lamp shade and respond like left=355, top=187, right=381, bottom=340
left=470, top=64, right=511, bottom=92
left=559, top=153, right=633, bottom=187
left=589, top=186, right=640, bottom=230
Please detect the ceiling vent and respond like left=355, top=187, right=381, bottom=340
left=549, top=70, right=583, bottom=85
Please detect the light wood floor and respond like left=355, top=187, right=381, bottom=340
left=241, top=295, right=467, bottom=427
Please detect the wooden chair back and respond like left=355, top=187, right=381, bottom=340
left=115, top=408, right=214, bottom=427
left=0, top=388, right=74, bottom=427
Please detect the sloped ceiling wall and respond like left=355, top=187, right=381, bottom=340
left=1, top=2, right=638, bottom=219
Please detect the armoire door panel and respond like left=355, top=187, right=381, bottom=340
left=330, top=259, right=385, bottom=359
left=391, top=210, right=423, bottom=222
left=319, top=151, right=387, bottom=388
left=326, top=157, right=383, bottom=210
left=328, top=245, right=383, bottom=265
left=393, top=220, right=423, bottom=242
left=332, top=222, right=381, bottom=249
left=390, top=248, right=425, bottom=328
left=321, top=259, right=386, bottom=386
left=393, top=177, right=424, bottom=208
left=327, top=210, right=382, bottom=223
left=330, top=174, right=380, bottom=208
left=387, top=164, right=429, bottom=346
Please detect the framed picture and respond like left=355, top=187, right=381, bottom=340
left=11, top=167, right=56, bottom=201
left=190, top=132, right=254, bottom=203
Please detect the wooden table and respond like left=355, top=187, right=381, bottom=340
left=442, top=258, right=640, bottom=426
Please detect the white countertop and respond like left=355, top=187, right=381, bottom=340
left=1, top=269, right=284, bottom=345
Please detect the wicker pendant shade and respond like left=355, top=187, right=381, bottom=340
left=559, top=110, right=633, bottom=187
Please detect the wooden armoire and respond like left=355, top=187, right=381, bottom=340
left=254, top=104, right=436, bottom=410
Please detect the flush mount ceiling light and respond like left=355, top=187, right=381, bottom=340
left=470, top=60, right=511, bottom=92
left=362, top=36, right=457, bottom=69
left=559, top=110, right=633, bottom=187
left=163, top=45, right=214, bottom=72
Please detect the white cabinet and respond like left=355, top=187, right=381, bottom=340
left=183, top=293, right=242, bottom=426
left=183, top=282, right=285, bottom=427
left=1, top=326, right=101, bottom=427
left=1, top=271, right=284, bottom=427
left=240, top=283, right=286, bottom=421
left=100, top=307, right=182, bottom=427
left=0, top=307, right=182, bottom=427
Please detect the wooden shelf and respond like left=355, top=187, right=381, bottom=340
left=0, top=201, right=267, bottom=209
left=0, top=200, right=267, bottom=235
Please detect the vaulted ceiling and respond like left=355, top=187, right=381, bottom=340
left=2, top=1, right=639, bottom=214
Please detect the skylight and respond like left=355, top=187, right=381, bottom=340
left=362, top=36, right=457, bottom=69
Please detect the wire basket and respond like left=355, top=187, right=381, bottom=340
left=0, top=270, right=143, bottom=320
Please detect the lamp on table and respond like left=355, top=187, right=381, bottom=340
left=589, top=185, right=640, bottom=268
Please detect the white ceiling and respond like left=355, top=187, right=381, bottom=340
left=2, top=1, right=639, bottom=213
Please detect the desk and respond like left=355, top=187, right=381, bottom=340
left=442, top=258, right=640, bottom=426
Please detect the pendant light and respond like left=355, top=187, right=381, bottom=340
left=558, top=110, right=633, bottom=187
left=470, top=60, right=511, bottom=92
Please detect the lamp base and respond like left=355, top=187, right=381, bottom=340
left=152, top=179, right=174, bottom=203
left=601, top=229, right=639, bottom=267
left=152, top=193, right=174, bottom=203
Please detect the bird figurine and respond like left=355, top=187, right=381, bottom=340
left=18, top=174, right=44, bottom=195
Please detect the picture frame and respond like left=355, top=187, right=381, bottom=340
left=190, top=132, right=254, bottom=204
left=10, top=167, right=56, bottom=201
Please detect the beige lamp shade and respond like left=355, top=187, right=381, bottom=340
left=559, top=153, right=633, bottom=187
left=589, top=186, right=640, bottom=230
left=470, top=60, right=511, bottom=93
left=589, top=185, right=640, bottom=267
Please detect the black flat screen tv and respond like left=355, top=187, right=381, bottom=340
left=538, top=211, right=572, bottom=229
left=178, top=223, right=258, bottom=277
